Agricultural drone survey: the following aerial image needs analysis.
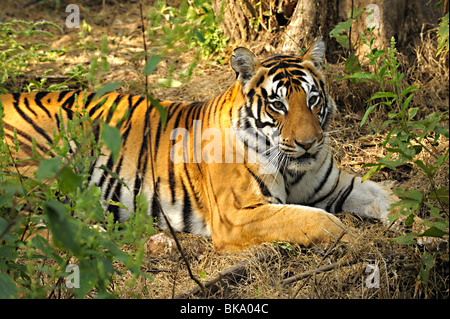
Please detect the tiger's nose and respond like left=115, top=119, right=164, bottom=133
left=295, top=140, right=314, bottom=150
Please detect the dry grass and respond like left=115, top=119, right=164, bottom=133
left=2, top=0, right=448, bottom=299
left=111, top=213, right=447, bottom=299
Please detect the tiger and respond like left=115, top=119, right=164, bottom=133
left=0, top=38, right=399, bottom=251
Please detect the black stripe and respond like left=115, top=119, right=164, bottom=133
left=109, top=177, right=124, bottom=222
left=287, top=69, right=307, bottom=77
left=272, top=72, right=286, bottom=83
left=88, top=95, right=108, bottom=117
left=153, top=117, right=162, bottom=159
left=288, top=171, right=306, bottom=186
left=134, top=103, right=153, bottom=203
left=82, top=91, right=95, bottom=108
left=98, top=155, right=115, bottom=188
left=181, top=179, right=192, bottom=232
left=34, top=92, right=52, bottom=118
left=325, top=176, right=355, bottom=213
left=184, top=163, right=202, bottom=211
left=168, top=108, right=185, bottom=204
left=61, top=93, right=76, bottom=120
left=12, top=95, right=53, bottom=145
left=255, top=74, right=265, bottom=87
left=23, top=97, right=37, bottom=116
left=245, top=165, right=272, bottom=198
left=104, top=156, right=124, bottom=201
left=150, top=178, right=161, bottom=220
left=4, top=132, right=37, bottom=156
left=334, top=177, right=356, bottom=213
left=57, top=90, right=72, bottom=102
left=193, top=102, right=207, bottom=163
left=309, top=169, right=341, bottom=207
left=106, top=94, right=124, bottom=124
left=2, top=122, right=49, bottom=154
left=124, top=95, right=145, bottom=126
left=312, top=155, right=334, bottom=194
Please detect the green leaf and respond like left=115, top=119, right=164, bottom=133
left=429, top=186, right=449, bottom=205
left=93, top=82, right=122, bottom=101
left=149, top=95, right=167, bottom=128
left=45, top=200, right=83, bottom=255
left=408, top=107, right=419, bottom=120
left=361, top=163, right=384, bottom=181
left=424, top=202, right=446, bottom=220
left=343, top=72, right=375, bottom=82
left=0, top=273, right=18, bottom=299
left=58, top=167, right=83, bottom=195
left=360, top=104, right=377, bottom=126
left=419, top=252, right=435, bottom=283
left=400, top=85, right=419, bottom=97
left=393, top=233, right=417, bottom=245
left=36, top=157, right=62, bottom=181
left=144, top=55, right=163, bottom=75
left=0, top=217, right=16, bottom=244
left=0, top=245, right=17, bottom=261
left=420, top=226, right=447, bottom=238
left=29, top=235, right=63, bottom=264
left=344, top=54, right=361, bottom=74
left=100, top=124, right=121, bottom=162
left=397, top=189, right=423, bottom=202
left=387, top=211, right=400, bottom=224
left=157, top=78, right=182, bottom=88
left=414, top=160, right=432, bottom=175
left=367, top=91, right=398, bottom=102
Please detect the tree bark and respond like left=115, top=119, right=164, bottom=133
left=214, top=0, right=443, bottom=59
left=337, top=0, right=443, bottom=59
left=212, top=0, right=259, bottom=43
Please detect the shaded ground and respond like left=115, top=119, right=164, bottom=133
left=1, top=0, right=448, bottom=299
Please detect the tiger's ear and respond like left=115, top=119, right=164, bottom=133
left=302, top=37, right=326, bottom=68
left=230, top=47, right=261, bottom=85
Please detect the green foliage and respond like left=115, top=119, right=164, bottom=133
left=333, top=14, right=449, bottom=292
left=437, top=12, right=449, bottom=57
left=0, top=20, right=65, bottom=94
left=329, top=7, right=364, bottom=78
left=329, top=7, right=363, bottom=50
left=0, top=0, right=230, bottom=299
left=0, top=94, right=155, bottom=298
left=146, top=0, right=228, bottom=87
left=149, top=0, right=228, bottom=59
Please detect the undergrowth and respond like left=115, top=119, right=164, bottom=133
left=330, top=6, right=449, bottom=295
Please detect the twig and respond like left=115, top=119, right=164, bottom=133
left=282, top=256, right=358, bottom=286
left=174, top=248, right=274, bottom=299
left=287, top=230, right=351, bottom=298
left=138, top=0, right=205, bottom=297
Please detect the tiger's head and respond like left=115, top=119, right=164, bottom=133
left=231, top=38, right=336, bottom=173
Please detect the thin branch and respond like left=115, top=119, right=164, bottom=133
left=174, top=248, right=274, bottom=299
left=288, top=230, right=351, bottom=298
left=282, top=256, right=358, bottom=286
left=138, top=0, right=205, bottom=297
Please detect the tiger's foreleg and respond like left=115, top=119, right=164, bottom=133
left=210, top=204, right=354, bottom=252
left=311, top=168, right=399, bottom=223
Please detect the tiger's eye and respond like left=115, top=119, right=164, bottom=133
left=308, top=95, right=319, bottom=107
left=272, top=101, right=284, bottom=109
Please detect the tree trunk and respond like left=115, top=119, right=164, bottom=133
left=338, top=0, right=443, bottom=59
left=212, top=0, right=296, bottom=45
left=212, top=0, right=259, bottom=43
left=279, top=0, right=341, bottom=54
left=214, top=0, right=443, bottom=59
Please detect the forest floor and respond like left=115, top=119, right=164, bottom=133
left=2, top=0, right=448, bottom=299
